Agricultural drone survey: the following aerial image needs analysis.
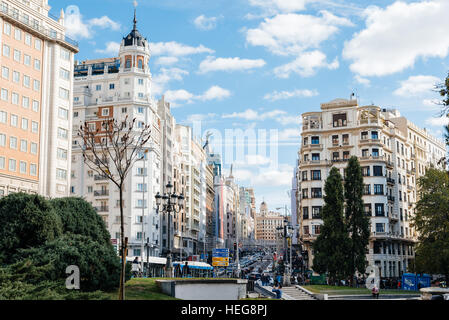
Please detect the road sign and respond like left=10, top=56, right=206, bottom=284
left=212, top=257, right=229, bottom=262
left=213, top=248, right=230, bottom=258
left=213, top=249, right=229, bottom=254
left=212, top=261, right=229, bottom=267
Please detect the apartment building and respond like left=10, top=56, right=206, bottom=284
left=70, top=14, right=162, bottom=258
left=298, top=98, right=446, bottom=277
left=0, top=0, right=78, bottom=198
left=255, top=202, right=285, bottom=245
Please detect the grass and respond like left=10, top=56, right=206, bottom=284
left=105, top=278, right=178, bottom=300
left=303, top=285, right=420, bottom=296
left=105, top=277, right=242, bottom=300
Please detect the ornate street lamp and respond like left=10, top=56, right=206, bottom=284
left=155, top=183, right=184, bottom=278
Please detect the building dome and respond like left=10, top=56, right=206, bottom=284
left=123, top=10, right=147, bottom=47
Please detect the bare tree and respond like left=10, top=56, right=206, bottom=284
left=78, top=116, right=152, bottom=300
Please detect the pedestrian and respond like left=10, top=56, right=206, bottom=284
left=372, top=285, right=380, bottom=299
left=184, top=262, right=190, bottom=278
left=272, top=282, right=283, bottom=299
left=398, top=280, right=401, bottom=290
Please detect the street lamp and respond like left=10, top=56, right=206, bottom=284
left=155, top=182, right=184, bottom=278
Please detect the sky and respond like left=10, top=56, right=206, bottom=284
left=53, top=0, right=449, bottom=211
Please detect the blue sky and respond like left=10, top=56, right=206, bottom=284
left=53, top=0, right=449, bottom=211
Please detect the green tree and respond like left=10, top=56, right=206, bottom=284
left=313, top=167, right=352, bottom=285
left=412, top=169, right=449, bottom=283
left=50, top=197, right=111, bottom=246
left=344, top=157, right=371, bottom=286
left=0, top=193, right=62, bottom=263
left=13, top=233, right=122, bottom=292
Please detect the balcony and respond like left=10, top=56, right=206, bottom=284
left=389, top=212, right=399, bottom=221
left=359, top=138, right=382, bottom=146
left=407, top=185, right=414, bottom=191
left=303, top=143, right=323, bottom=150
left=406, top=170, right=412, bottom=176
left=387, top=177, right=395, bottom=185
left=388, top=195, right=395, bottom=202
left=94, top=175, right=108, bottom=181
left=94, top=190, right=109, bottom=197
left=386, top=161, right=394, bottom=169
left=94, top=206, right=109, bottom=213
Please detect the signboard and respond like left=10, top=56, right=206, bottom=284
left=212, top=249, right=229, bottom=267
left=111, top=239, right=118, bottom=245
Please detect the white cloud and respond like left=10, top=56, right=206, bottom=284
left=164, top=89, right=195, bottom=103
left=264, top=88, right=318, bottom=101
left=222, top=109, right=301, bottom=125
left=355, top=75, right=371, bottom=86
left=274, top=50, right=339, bottom=78
left=198, top=86, right=231, bottom=101
left=422, top=99, right=441, bottom=108
left=198, top=56, right=266, bottom=73
left=152, top=68, right=189, bottom=96
left=246, top=10, right=353, bottom=56
left=194, top=15, right=218, bottom=30
left=235, top=155, right=273, bottom=167
left=278, top=128, right=301, bottom=141
left=248, top=0, right=317, bottom=14
left=343, top=0, right=449, bottom=77
left=162, top=86, right=231, bottom=105
left=150, top=41, right=214, bottom=56
left=252, top=164, right=294, bottom=187
left=64, top=6, right=121, bottom=40
left=155, top=56, right=179, bottom=66
left=95, top=41, right=121, bottom=55
left=185, top=113, right=217, bottom=123
left=425, top=116, right=449, bottom=127
left=89, top=16, right=121, bottom=31
left=394, top=75, right=440, bottom=97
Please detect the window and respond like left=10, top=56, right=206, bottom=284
left=343, top=151, right=350, bottom=160
left=373, top=166, right=383, bottom=177
left=311, top=188, right=322, bottom=198
left=137, top=183, right=147, bottom=192
left=364, top=204, right=372, bottom=216
left=11, top=92, right=19, bottom=105
left=302, top=189, right=308, bottom=199
left=30, top=143, right=37, bottom=154
left=1, top=88, right=8, bottom=101
left=20, top=139, right=27, bottom=152
left=303, top=226, right=309, bottom=235
left=0, top=134, right=5, bottom=147
left=23, top=75, right=30, bottom=88
left=333, top=113, right=347, bottom=127
left=101, top=108, right=109, bottom=117
left=22, top=96, right=29, bottom=109
left=57, top=128, right=68, bottom=139
left=31, top=121, right=38, bottom=133
left=312, top=206, right=322, bottom=219
left=3, top=22, right=11, bottom=35
left=122, top=107, right=127, bottom=113
left=19, top=161, right=26, bottom=174
left=332, top=135, right=339, bottom=145
left=34, top=58, right=41, bottom=70
left=302, top=171, right=308, bottom=181
left=2, top=44, right=10, bottom=57
left=363, top=184, right=371, bottom=195
left=137, top=107, right=144, bottom=114
left=109, top=83, right=115, bottom=90
left=9, top=136, right=17, bottom=149
left=59, top=88, right=69, bottom=100
left=60, top=49, right=70, bottom=60
left=332, top=152, right=339, bottom=161
left=21, top=118, right=28, bottom=130
left=35, top=39, right=42, bottom=51
left=13, top=49, right=20, bottom=62
left=138, top=78, right=144, bottom=85
left=58, top=108, right=68, bottom=120
left=0, top=111, right=6, bottom=124
left=11, top=114, right=18, bottom=127
left=361, top=131, right=368, bottom=140
left=96, top=85, right=102, bottom=91
left=303, top=207, right=309, bottom=220
left=57, top=148, right=68, bottom=160
left=342, top=134, right=349, bottom=145
left=311, top=136, right=320, bottom=145
left=0, top=157, right=4, bottom=170
left=375, top=204, right=385, bottom=217
left=56, top=169, right=67, bottom=180
left=25, top=33, right=32, bottom=46
left=2, top=66, right=9, bottom=79
left=14, top=28, right=21, bottom=41
left=9, top=159, right=16, bottom=172
left=32, top=100, right=39, bottom=112
left=311, top=153, right=320, bottom=161
left=376, top=223, right=385, bottom=233
left=372, top=148, right=379, bottom=157
left=374, top=184, right=384, bottom=195
left=24, top=54, right=31, bottom=66
left=312, top=225, right=321, bottom=235
left=13, top=71, right=19, bottom=83
left=372, top=131, right=379, bottom=140
left=33, top=80, right=40, bottom=91
left=303, top=137, right=308, bottom=145
left=362, top=166, right=370, bottom=177
left=312, top=170, right=321, bottom=180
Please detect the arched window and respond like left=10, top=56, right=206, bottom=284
left=125, top=59, right=131, bottom=69
left=138, top=59, right=143, bottom=69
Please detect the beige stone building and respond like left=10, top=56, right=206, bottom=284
left=298, top=98, right=446, bottom=277
left=0, top=0, right=78, bottom=198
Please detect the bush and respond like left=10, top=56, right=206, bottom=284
left=0, top=193, right=62, bottom=263
left=50, top=198, right=111, bottom=246
left=13, top=234, right=121, bottom=292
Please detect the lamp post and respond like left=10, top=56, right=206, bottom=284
left=155, top=182, right=184, bottom=278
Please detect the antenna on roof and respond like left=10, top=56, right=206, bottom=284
left=133, top=1, right=138, bottom=30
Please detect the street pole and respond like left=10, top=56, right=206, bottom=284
left=140, top=151, right=147, bottom=276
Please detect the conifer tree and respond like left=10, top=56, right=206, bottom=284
left=312, top=167, right=352, bottom=284
left=344, top=156, right=371, bottom=286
